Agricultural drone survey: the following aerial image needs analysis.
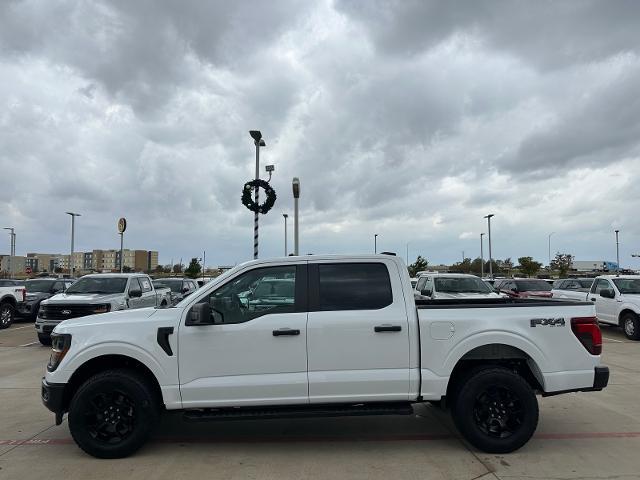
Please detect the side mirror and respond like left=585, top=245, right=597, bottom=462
left=420, top=289, right=432, bottom=297
left=186, top=302, right=213, bottom=326
left=182, top=286, right=190, bottom=294
left=129, top=288, right=142, bottom=298
left=600, top=289, right=615, bottom=299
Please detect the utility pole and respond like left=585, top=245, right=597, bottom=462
left=374, top=234, right=378, bottom=254
left=484, top=214, right=495, bottom=279
left=66, top=212, right=81, bottom=276
left=292, top=178, right=300, bottom=255
left=3, top=228, right=15, bottom=278
left=202, top=250, right=206, bottom=284
left=283, top=214, right=288, bottom=256
left=480, top=233, right=485, bottom=278
left=249, top=130, right=266, bottom=259
left=548, top=232, right=555, bottom=270
left=615, top=229, right=620, bottom=276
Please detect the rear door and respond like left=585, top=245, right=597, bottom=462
left=306, top=260, right=411, bottom=403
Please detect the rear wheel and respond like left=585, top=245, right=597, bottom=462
left=38, top=334, right=52, bottom=346
left=68, top=369, right=159, bottom=458
left=451, top=367, right=538, bottom=453
left=0, top=302, right=14, bottom=329
left=621, top=312, right=640, bottom=340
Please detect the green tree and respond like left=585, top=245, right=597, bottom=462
left=408, top=256, right=429, bottom=277
left=518, top=256, right=542, bottom=277
left=551, top=253, right=573, bottom=277
left=184, top=258, right=202, bottom=279
left=172, top=263, right=183, bottom=274
left=451, top=258, right=472, bottom=274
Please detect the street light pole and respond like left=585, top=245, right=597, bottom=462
left=66, top=212, right=81, bottom=276
left=615, top=229, right=620, bottom=276
left=292, top=178, right=300, bottom=255
left=249, top=131, right=265, bottom=260
left=283, top=214, right=288, bottom=256
left=406, top=243, right=409, bottom=265
left=484, top=214, right=495, bottom=279
left=3, top=228, right=15, bottom=278
left=548, top=232, right=555, bottom=270
left=374, top=234, right=378, bottom=254
left=202, top=250, right=206, bottom=284
left=480, top=233, right=485, bottom=278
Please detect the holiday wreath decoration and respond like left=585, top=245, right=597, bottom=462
left=241, top=179, right=277, bottom=214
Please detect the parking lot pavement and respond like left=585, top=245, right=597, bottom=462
left=1, top=325, right=639, bottom=480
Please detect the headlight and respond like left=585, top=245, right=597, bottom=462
left=93, top=304, right=110, bottom=314
left=47, top=334, right=72, bottom=372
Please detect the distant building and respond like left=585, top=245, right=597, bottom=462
left=571, top=260, right=619, bottom=272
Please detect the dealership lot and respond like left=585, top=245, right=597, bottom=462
left=0, top=322, right=639, bottom=480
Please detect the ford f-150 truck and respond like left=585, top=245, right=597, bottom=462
left=41, top=255, right=608, bottom=458
left=36, top=273, right=171, bottom=345
left=584, top=275, right=640, bottom=340
left=0, top=282, right=26, bottom=328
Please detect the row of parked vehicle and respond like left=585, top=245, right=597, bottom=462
left=0, top=274, right=203, bottom=342
left=412, top=272, right=640, bottom=340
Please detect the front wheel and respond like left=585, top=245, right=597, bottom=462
left=621, top=312, right=640, bottom=340
left=451, top=367, right=538, bottom=453
left=0, top=303, right=14, bottom=329
left=68, top=369, right=160, bottom=458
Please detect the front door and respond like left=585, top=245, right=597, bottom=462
left=590, top=279, right=617, bottom=324
left=306, top=260, right=411, bottom=403
left=127, top=278, right=145, bottom=309
left=178, top=263, right=308, bottom=408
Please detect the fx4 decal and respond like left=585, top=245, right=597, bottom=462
left=530, top=317, right=566, bottom=327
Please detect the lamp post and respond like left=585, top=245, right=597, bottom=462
left=283, top=214, right=288, bottom=256
left=374, top=234, right=378, bottom=254
left=66, top=212, right=81, bottom=276
left=484, top=214, right=494, bottom=279
left=548, top=232, right=555, bottom=270
left=292, top=178, right=300, bottom=255
left=3, top=228, right=15, bottom=277
left=480, top=233, right=485, bottom=278
left=202, top=250, right=206, bottom=284
left=249, top=130, right=266, bottom=259
left=406, top=242, right=409, bottom=265
left=615, top=229, right=620, bottom=275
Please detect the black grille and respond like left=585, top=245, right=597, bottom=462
left=39, top=304, right=107, bottom=320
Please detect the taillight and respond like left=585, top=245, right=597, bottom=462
left=571, top=316, right=602, bottom=355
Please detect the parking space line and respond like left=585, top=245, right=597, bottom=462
left=18, top=342, right=39, bottom=347
left=603, top=336, right=624, bottom=343
left=2, top=431, right=640, bottom=446
left=8, top=325, right=35, bottom=330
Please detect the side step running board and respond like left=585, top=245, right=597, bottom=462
left=183, top=402, right=414, bottom=422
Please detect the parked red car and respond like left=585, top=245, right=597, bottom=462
left=496, top=279, right=554, bottom=298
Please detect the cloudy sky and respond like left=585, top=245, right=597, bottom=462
left=1, top=0, right=639, bottom=269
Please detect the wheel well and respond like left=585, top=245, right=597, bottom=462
left=445, top=344, right=543, bottom=405
left=0, top=296, right=16, bottom=306
left=63, top=355, right=164, bottom=412
left=618, top=309, right=638, bottom=326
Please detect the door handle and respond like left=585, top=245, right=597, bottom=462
left=374, top=325, right=402, bottom=333
left=272, top=328, right=300, bottom=336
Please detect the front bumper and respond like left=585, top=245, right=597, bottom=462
left=16, top=301, right=38, bottom=318
left=34, top=320, right=60, bottom=335
left=41, top=378, right=66, bottom=425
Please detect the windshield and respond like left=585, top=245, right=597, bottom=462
left=434, top=277, right=493, bottom=294
left=613, top=278, right=640, bottom=294
left=25, top=280, right=56, bottom=293
left=153, top=280, right=182, bottom=293
left=65, top=277, right=128, bottom=294
left=515, top=280, right=552, bottom=291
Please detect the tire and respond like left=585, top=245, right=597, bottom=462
left=0, top=302, right=14, bottom=329
left=38, top=334, right=52, bottom=346
left=621, top=312, right=640, bottom=341
left=68, top=369, right=160, bottom=458
left=451, top=367, right=538, bottom=453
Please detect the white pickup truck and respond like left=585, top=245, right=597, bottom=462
left=584, top=275, right=640, bottom=340
left=41, top=255, right=609, bottom=458
left=0, top=281, right=26, bottom=328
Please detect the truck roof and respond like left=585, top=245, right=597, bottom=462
left=238, top=254, right=406, bottom=267
left=79, top=273, right=148, bottom=278
left=596, top=275, right=640, bottom=280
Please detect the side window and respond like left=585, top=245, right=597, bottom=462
left=416, top=277, right=427, bottom=291
left=204, top=266, right=296, bottom=324
left=317, top=263, right=392, bottom=311
left=424, top=276, right=433, bottom=292
left=139, top=278, right=152, bottom=293
left=53, top=281, right=65, bottom=292
left=190, top=281, right=198, bottom=291
left=129, top=278, right=142, bottom=293
left=594, top=279, right=612, bottom=294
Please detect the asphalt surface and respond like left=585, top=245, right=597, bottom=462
left=0, top=320, right=639, bottom=480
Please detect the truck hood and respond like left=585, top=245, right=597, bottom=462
left=433, top=292, right=502, bottom=299
left=43, top=293, right=125, bottom=304
left=54, top=307, right=158, bottom=331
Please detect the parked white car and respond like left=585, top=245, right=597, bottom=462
left=0, top=282, right=26, bottom=328
left=415, top=273, right=503, bottom=299
left=551, top=278, right=594, bottom=301
left=586, top=275, right=640, bottom=340
left=42, top=255, right=608, bottom=458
